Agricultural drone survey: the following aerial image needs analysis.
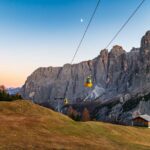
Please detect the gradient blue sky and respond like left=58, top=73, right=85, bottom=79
left=0, top=0, right=150, bottom=87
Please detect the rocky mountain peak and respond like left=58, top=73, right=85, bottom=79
left=100, top=49, right=108, bottom=56
left=141, top=31, right=150, bottom=49
left=110, top=45, right=125, bottom=54
left=21, top=31, right=150, bottom=111
left=99, top=49, right=108, bottom=61
left=21, top=31, right=150, bottom=125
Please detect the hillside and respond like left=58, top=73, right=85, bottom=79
left=0, top=100, right=150, bottom=150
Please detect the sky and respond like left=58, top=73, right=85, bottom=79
left=0, top=0, right=150, bottom=88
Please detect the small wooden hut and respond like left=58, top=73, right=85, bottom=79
left=132, top=114, right=150, bottom=128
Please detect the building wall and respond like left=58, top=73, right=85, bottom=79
left=133, top=117, right=149, bottom=127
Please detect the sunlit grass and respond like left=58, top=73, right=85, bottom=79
left=0, top=100, right=150, bottom=150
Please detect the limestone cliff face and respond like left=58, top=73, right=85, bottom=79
left=21, top=31, right=150, bottom=113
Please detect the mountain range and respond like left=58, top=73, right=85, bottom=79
left=7, top=87, right=21, bottom=95
left=21, top=31, right=150, bottom=125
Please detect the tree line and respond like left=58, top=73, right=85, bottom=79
left=67, top=106, right=90, bottom=121
left=0, top=85, right=22, bottom=101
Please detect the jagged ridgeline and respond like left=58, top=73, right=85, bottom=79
left=21, top=31, right=150, bottom=124
left=21, top=31, right=150, bottom=103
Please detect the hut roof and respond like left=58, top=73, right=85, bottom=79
left=133, top=114, right=150, bottom=122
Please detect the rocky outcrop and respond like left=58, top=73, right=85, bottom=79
left=21, top=31, right=150, bottom=123
left=92, top=90, right=150, bottom=125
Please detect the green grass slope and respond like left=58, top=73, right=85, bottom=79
left=0, top=100, right=150, bottom=150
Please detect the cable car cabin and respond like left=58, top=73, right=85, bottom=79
left=84, top=76, right=93, bottom=88
left=132, top=114, right=150, bottom=128
left=64, top=98, right=69, bottom=105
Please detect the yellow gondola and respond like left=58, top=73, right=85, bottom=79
left=84, top=76, right=93, bottom=88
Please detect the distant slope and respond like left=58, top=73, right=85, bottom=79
left=6, top=87, right=21, bottom=95
left=0, top=100, right=150, bottom=150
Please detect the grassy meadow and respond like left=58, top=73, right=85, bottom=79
left=0, top=100, right=150, bottom=150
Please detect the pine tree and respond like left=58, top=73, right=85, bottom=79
left=67, top=106, right=81, bottom=121
left=0, top=85, right=22, bottom=101
left=67, top=106, right=74, bottom=118
left=82, top=108, right=90, bottom=121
